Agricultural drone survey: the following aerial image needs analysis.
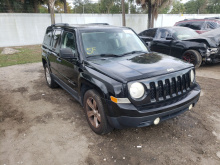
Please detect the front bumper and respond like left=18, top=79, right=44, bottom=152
left=106, top=84, right=201, bottom=129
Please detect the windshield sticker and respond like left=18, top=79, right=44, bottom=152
left=86, top=47, right=96, bottom=55
left=123, top=30, right=132, bottom=33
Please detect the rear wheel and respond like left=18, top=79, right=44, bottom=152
left=44, top=63, right=58, bottom=88
left=83, top=89, right=112, bottom=135
left=182, top=50, right=202, bottom=68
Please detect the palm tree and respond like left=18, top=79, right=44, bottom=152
left=136, top=0, right=172, bottom=28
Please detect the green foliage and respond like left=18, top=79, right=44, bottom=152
left=72, top=0, right=139, bottom=14
left=184, top=0, right=207, bottom=14
left=170, top=0, right=185, bottom=14
left=207, top=0, right=220, bottom=13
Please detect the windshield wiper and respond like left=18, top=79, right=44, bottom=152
left=86, top=54, right=120, bottom=58
left=100, top=54, right=120, bottom=57
left=120, top=50, right=147, bottom=56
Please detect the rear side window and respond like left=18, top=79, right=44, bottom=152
left=43, top=29, right=53, bottom=46
left=205, top=21, right=220, bottom=29
left=189, top=22, right=204, bottom=30
left=177, top=21, right=204, bottom=30
left=142, top=29, right=157, bottom=38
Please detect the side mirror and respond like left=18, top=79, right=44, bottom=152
left=60, top=48, right=76, bottom=59
left=166, top=36, right=174, bottom=40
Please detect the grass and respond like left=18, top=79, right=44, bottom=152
left=0, top=45, right=42, bottom=67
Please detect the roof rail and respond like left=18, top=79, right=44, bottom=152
left=87, top=23, right=109, bottom=25
left=204, top=17, right=220, bottom=19
left=183, top=18, right=200, bottom=21
left=52, top=23, right=69, bottom=27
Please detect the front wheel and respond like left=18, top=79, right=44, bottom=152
left=182, top=50, right=202, bottom=68
left=83, top=90, right=113, bottom=135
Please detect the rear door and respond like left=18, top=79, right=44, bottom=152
left=139, top=29, right=157, bottom=49
left=48, top=29, right=62, bottom=76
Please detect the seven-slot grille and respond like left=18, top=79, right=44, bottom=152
left=149, top=72, right=191, bottom=102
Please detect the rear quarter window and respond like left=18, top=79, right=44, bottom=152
left=43, top=29, right=53, bottom=47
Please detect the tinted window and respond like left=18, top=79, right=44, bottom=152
left=205, top=21, right=220, bottom=29
left=142, top=29, right=157, bottom=38
left=177, top=21, right=205, bottom=30
left=189, top=22, right=204, bottom=30
left=61, top=32, right=76, bottom=53
left=52, top=30, right=62, bottom=49
left=177, top=22, right=192, bottom=28
left=156, top=29, right=171, bottom=39
left=43, top=29, right=53, bottom=46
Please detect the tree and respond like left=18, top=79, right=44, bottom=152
left=184, top=0, right=207, bottom=14
left=49, top=0, right=56, bottom=24
left=170, top=0, right=185, bottom=14
left=207, top=0, right=220, bottom=13
left=136, top=0, right=173, bottom=28
left=122, top=0, right=126, bottom=26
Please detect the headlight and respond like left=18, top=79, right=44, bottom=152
left=190, top=70, right=195, bottom=83
left=207, top=48, right=218, bottom=56
left=129, top=82, right=145, bottom=99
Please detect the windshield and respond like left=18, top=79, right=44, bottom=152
left=80, top=29, right=148, bottom=57
left=172, top=28, right=199, bottom=40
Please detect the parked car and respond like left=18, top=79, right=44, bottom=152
left=174, top=17, right=220, bottom=34
left=42, top=23, right=201, bottom=134
left=139, top=26, right=220, bottom=68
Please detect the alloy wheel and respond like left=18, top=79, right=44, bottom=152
left=86, top=97, right=101, bottom=128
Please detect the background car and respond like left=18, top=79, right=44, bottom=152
left=139, top=26, right=220, bottom=68
left=174, top=17, right=220, bottom=34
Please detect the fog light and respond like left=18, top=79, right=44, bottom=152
left=154, top=117, right=160, bottom=125
left=189, top=104, right=193, bottom=110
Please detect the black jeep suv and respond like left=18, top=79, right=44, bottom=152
left=42, top=23, right=201, bottom=134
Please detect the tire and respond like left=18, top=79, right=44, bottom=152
left=44, top=63, right=58, bottom=88
left=83, top=89, right=113, bottom=135
left=182, top=50, right=202, bottom=68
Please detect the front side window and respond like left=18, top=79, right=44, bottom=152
left=156, top=29, right=171, bottom=39
left=80, top=29, right=148, bottom=57
left=61, top=32, right=76, bottom=53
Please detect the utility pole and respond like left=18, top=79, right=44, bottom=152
left=49, top=0, right=56, bottom=25
left=122, top=0, right=126, bottom=26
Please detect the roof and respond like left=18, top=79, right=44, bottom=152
left=50, top=23, right=124, bottom=30
left=176, top=17, right=220, bottom=23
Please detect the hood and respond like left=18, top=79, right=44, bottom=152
left=200, top=28, right=220, bottom=47
left=183, top=36, right=218, bottom=47
left=85, top=53, right=193, bottom=83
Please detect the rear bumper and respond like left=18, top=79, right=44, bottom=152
left=106, top=84, right=200, bottom=129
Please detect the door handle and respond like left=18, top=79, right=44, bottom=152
left=57, top=57, right=61, bottom=62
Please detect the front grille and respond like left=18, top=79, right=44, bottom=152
left=148, top=72, right=191, bottom=102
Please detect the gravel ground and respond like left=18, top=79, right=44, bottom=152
left=0, top=63, right=220, bottom=165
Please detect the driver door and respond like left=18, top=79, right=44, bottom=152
left=57, top=31, right=79, bottom=91
left=151, top=29, right=172, bottom=55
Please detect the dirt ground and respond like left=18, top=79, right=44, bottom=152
left=0, top=63, right=220, bottom=165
